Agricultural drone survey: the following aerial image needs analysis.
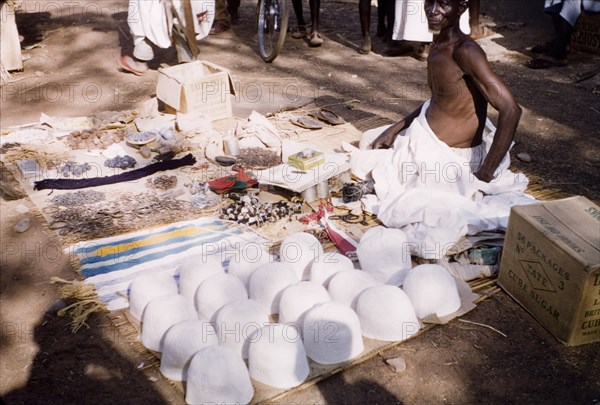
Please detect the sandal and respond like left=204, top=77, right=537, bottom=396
left=119, top=55, right=148, bottom=76
left=292, top=25, right=307, bottom=39
left=290, top=116, right=324, bottom=130
left=309, top=31, right=323, bottom=47
left=527, top=54, right=567, bottom=69
left=309, top=109, right=346, bottom=126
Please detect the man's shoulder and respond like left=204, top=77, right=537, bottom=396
left=453, top=37, right=487, bottom=66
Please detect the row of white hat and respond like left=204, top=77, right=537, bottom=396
left=128, top=231, right=462, bottom=404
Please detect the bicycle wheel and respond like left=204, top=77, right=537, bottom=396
left=257, top=0, right=289, bottom=63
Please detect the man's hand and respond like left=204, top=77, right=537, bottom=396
left=372, top=123, right=402, bottom=149
left=473, top=168, right=495, bottom=183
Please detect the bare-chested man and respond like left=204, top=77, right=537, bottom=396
left=371, top=0, right=521, bottom=183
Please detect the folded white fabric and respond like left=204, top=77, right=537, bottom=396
left=248, top=324, right=310, bottom=389
left=249, top=262, right=299, bottom=314
left=141, top=294, right=198, bottom=352
left=355, top=285, right=420, bottom=341
left=128, top=271, right=179, bottom=321
left=186, top=345, right=254, bottom=405
left=195, top=273, right=248, bottom=322
left=303, top=302, right=364, bottom=365
left=160, top=320, right=219, bottom=381
left=402, top=264, right=461, bottom=319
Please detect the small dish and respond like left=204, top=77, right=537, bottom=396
left=127, top=132, right=157, bottom=146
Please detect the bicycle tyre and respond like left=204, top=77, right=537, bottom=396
left=257, top=0, right=289, bottom=63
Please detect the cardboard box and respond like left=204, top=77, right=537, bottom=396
left=572, top=13, right=600, bottom=56
left=156, top=60, right=235, bottom=121
left=288, top=150, right=325, bottom=171
left=498, top=196, right=600, bottom=346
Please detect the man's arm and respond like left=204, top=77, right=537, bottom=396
left=454, top=41, right=522, bottom=182
left=372, top=105, right=423, bottom=149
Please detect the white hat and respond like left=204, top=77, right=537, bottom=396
left=278, top=281, right=331, bottom=327
left=178, top=254, right=224, bottom=302
left=140, top=294, right=198, bottom=352
left=214, top=298, right=270, bottom=359
left=302, top=302, right=364, bottom=365
left=227, top=244, right=272, bottom=289
left=402, top=264, right=461, bottom=319
left=355, top=285, right=420, bottom=342
left=356, top=226, right=413, bottom=285
left=128, top=271, right=178, bottom=321
left=195, top=273, right=248, bottom=322
left=309, top=252, right=355, bottom=287
left=248, top=262, right=298, bottom=314
left=279, top=232, right=324, bottom=280
left=248, top=324, right=309, bottom=389
left=159, top=320, right=219, bottom=381
left=185, top=345, right=254, bottom=405
left=327, top=270, right=379, bottom=308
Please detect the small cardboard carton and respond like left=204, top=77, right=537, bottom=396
left=156, top=60, right=235, bottom=121
left=572, top=13, right=600, bottom=56
left=498, top=196, right=600, bottom=346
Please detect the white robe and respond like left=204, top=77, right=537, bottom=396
left=351, top=100, right=536, bottom=259
left=393, top=0, right=470, bottom=42
left=128, top=0, right=214, bottom=49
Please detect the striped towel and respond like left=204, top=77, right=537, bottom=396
left=67, top=217, right=267, bottom=311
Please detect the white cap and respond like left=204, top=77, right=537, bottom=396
left=355, top=285, right=420, bottom=342
left=302, top=302, right=364, bottom=365
left=185, top=345, right=254, bottom=405
left=248, top=262, right=298, bottom=314
left=178, top=254, right=224, bottom=302
left=128, top=271, right=178, bottom=321
left=328, top=270, right=379, bottom=308
left=356, top=226, right=413, bottom=285
left=248, top=324, right=309, bottom=389
left=309, top=252, right=355, bottom=287
left=214, top=299, right=270, bottom=359
left=402, top=264, right=461, bottom=319
left=279, top=232, right=324, bottom=280
left=159, top=320, right=219, bottom=381
left=195, top=273, right=248, bottom=322
left=140, top=294, right=198, bottom=352
left=278, top=281, right=331, bottom=327
left=227, top=244, right=272, bottom=289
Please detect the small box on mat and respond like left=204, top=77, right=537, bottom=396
left=498, top=196, right=600, bottom=346
left=288, top=150, right=325, bottom=171
left=156, top=60, right=235, bottom=121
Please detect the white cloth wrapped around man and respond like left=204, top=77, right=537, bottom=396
left=350, top=99, right=536, bottom=260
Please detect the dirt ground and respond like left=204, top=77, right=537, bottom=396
left=1, top=0, right=600, bottom=404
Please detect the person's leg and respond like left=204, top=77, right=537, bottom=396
left=210, top=0, right=231, bottom=34
left=291, top=0, right=307, bottom=38
left=172, top=25, right=194, bottom=63
left=385, top=0, right=395, bottom=45
left=376, top=0, right=386, bottom=37
left=359, top=0, right=372, bottom=54
left=227, top=0, right=240, bottom=22
left=469, top=0, right=482, bottom=37
left=308, top=0, right=323, bottom=46
left=549, top=13, right=572, bottom=60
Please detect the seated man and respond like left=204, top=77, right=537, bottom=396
left=351, top=0, right=533, bottom=259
